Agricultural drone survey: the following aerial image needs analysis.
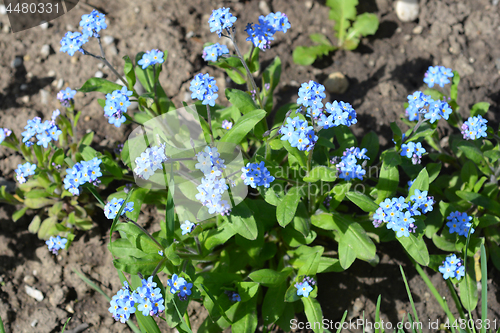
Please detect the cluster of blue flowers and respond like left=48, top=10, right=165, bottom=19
left=461, top=115, right=488, bottom=140
left=405, top=91, right=453, bottom=123
left=225, top=290, right=241, bottom=302
left=221, top=120, right=233, bottom=130
left=190, top=73, right=219, bottom=107
left=279, top=116, right=318, bottom=151
left=104, top=87, right=133, bottom=127
left=167, top=274, right=193, bottom=301
left=109, top=277, right=165, bottom=324
left=181, top=220, right=196, bottom=235
left=138, top=49, right=164, bottom=69
left=241, top=161, right=275, bottom=188
left=424, top=66, right=454, bottom=88
left=439, top=254, right=465, bottom=280
left=194, top=146, right=231, bottom=216
left=318, top=101, right=358, bottom=128
left=295, top=276, right=316, bottom=298
left=209, top=7, right=237, bottom=37
left=104, top=198, right=134, bottom=220
left=333, top=147, right=370, bottom=181
left=0, top=128, right=11, bottom=145
left=245, top=12, right=291, bottom=50
left=63, top=158, right=103, bottom=195
left=21, top=114, right=62, bottom=148
left=400, top=141, right=426, bottom=165
left=57, top=88, right=77, bottom=107
left=446, top=211, right=475, bottom=236
left=297, top=80, right=326, bottom=115
left=133, top=144, right=168, bottom=180
left=60, top=10, right=107, bottom=56
left=15, top=162, right=36, bottom=184
left=45, top=235, right=67, bottom=255
left=203, top=43, right=229, bottom=62
left=373, top=190, right=434, bottom=237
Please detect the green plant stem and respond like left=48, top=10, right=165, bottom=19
left=206, top=104, right=215, bottom=145
left=399, top=266, right=423, bottom=333
left=445, top=279, right=468, bottom=322
left=403, top=113, right=426, bottom=144
left=125, top=218, right=164, bottom=250
left=228, top=31, right=264, bottom=110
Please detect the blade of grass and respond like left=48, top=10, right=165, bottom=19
left=85, top=184, right=105, bottom=207
left=199, top=284, right=233, bottom=324
left=399, top=266, right=423, bottom=333
left=463, top=229, right=476, bottom=333
left=73, top=269, right=141, bottom=333
left=414, top=263, right=456, bottom=333
left=480, top=244, right=487, bottom=333
left=60, top=317, right=71, bottom=333
left=0, top=313, right=5, bottom=333
left=375, top=295, right=382, bottom=333
left=171, top=300, right=194, bottom=333
left=336, top=310, right=348, bottom=333
left=110, top=187, right=135, bottom=236
left=446, top=279, right=467, bottom=322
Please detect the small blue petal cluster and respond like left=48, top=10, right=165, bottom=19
left=424, top=66, right=453, bottom=88
left=373, top=190, right=434, bottom=237
left=241, top=162, right=275, bottom=188
left=104, top=87, right=133, bottom=127
left=60, top=32, right=88, bottom=56
left=138, top=49, right=164, bottom=69
left=15, top=162, right=36, bottom=184
left=318, top=101, right=358, bottom=128
left=133, top=144, right=168, bottom=180
left=21, top=116, right=62, bottom=148
left=181, top=220, right=196, bottom=235
left=45, top=236, right=67, bottom=255
left=333, top=147, right=370, bottom=181
left=405, top=91, right=452, bottom=123
left=190, top=73, right=219, bottom=107
left=203, top=43, right=229, bottom=62
left=63, top=158, right=103, bottom=195
left=80, top=10, right=107, bottom=38
left=167, top=274, right=193, bottom=301
left=104, top=198, right=134, bottom=219
left=446, top=211, right=475, bottom=236
left=279, top=116, right=318, bottom=151
left=439, top=254, right=465, bottom=280
left=461, top=115, right=488, bottom=140
left=221, top=120, right=233, bottom=130
left=245, top=12, right=291, bottom=50
left=209, top=7, right=237, bottom=37
left=194, top=147, right=231, bottom=216
left=109, top=277, right=165, bottom=323
left=295, top=278, right=313, bottom=298
left=0, top=128, right=12, bottom=144
left=297, top=81, right=326, bottom=114
left=400, top=141, right=426, bottom=165
left=225, top=290, right=241, bottom=302
left=57, top=88, right=77, bottom=107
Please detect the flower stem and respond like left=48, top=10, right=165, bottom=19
left=206, top=104, right=215, bottom=145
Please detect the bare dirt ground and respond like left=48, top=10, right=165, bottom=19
left=1, top=0, right=500, bottom=332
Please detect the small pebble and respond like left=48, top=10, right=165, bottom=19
left=185, top=31, right=194, bottom=39
left=65, top=304, right=75, bottom=314
left=305, top=0, right=313, bottom=9
left=323, top=72, right=349, bottom=94
left=21, top=96, right=30, bottom=103
left=40, top=89, right=49, bottom=104
left=70, top=56, right=79, bottom=64
left=40, top=44, right=51, bottom=58
left=469, top=57, right=475, bottom=63
left=31, top=319, right=38, bottom=327
left=495, top=58, right=500, bottom=71
left=56, top=78, right=64, bottom=89
left=97, top=62, right=104, bottom=69
left=47, top=70, right=56, bottom=77
left=11, top=56, right=23, bottom=68
left=20, top=84, right=28, bottom=91
left=95, top=71, right=104, bottom=78
left=40, top=22, right=49, bottom=30
left=403, top=34, right=411, bottom=41
left=259, top=0, right=271, bottom=15
left=134, top=6, right=140, bottom=13
left=108, top=45, right=118, bottom=56
left=25, top=285, right=44, bottom=301
left=2, top=24, right=10, bottom=33
left=84, top=116, right=90, bottom=121
left=395, top=0, right=419, bottom=22
left=0, top=4, right=6, bottom=15
left=412, top=25, right=423, bottom=34
left=102, top=35, right=115, bottom=45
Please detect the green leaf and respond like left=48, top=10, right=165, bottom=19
left=282, top=140, right=307, bottom=168
left=245, top=47, right=260, bottom=73
left=108, top=238, right=147, bottom=258
left=303, top=166, right=337, bottom=182
left=297, top=246, right=324, bottom=276
left=339, top=234, right=357, bottom=269
left=360, top=131, right=379, bottom=162
left=123, top=55, right=136, bottom=90
left=248, top=267, right=292, bottom=287
left=232, top=298, right=258, bottom=333
left=284, top=283, right=300, bottom=303
left=225, top=88, right=257, bottom=114
left=408, top=168, right=429, bottom=200
left=302, top=297, right=324, bottom=333
left=229, top=201, right=258, bottom=240
left=262, top=56, right=281, bottom=111
left=262, top=283, right=287, bottom=325
left=13, top=206, right=28, bottom=222
left=398, top=234, right=430, bottom=266
left=459, top=265, right=478, bottom=311
left=277, top=186, right=302, bottom=227
left=450, top=70, right=460, bottom=101
left=113, top=253, right=164, bottom=275
left=456, top=141, right=484, bottom=164
left=220, top=109, right=266, bottom=143
left=293, top=202, right=311, bottom=237
left=328, top=0, right=357, bottom=36
left=124, top=187, right=150, bottom=221
left=310, top=33, right=333, bottom=46
left=350, top=13, right=379, bottom=37
left=461, top=160, right=478, bottom=191
left=78, top=77, right=123, bottom=94
left=24, top=197, right=56, bottom=209
left=470, top=102, right=490, bottom=117
left=346, top=191, right=379, bottom=212
left=376, top=160, right=399, bottom=203
left=456, top=191, right=500, bottom=216
left=292, top=45, right=334, bottom=66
